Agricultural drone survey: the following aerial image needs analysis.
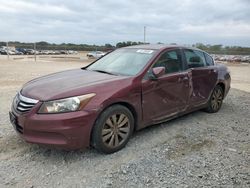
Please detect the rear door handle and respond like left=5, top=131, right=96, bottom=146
left=209, top=69, right=217, bottom=74
left=178, top=76, right=189, bottom=82
left=183, top=76, right=189, bottom=81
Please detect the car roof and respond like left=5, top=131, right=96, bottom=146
left=123, top=44, right=202, bottom=52
left=124, top=44, right=183, bottom=50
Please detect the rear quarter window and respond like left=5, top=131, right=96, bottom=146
left=204, top=53, right=214, bottom=66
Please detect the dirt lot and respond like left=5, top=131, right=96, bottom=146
left=0, top=56, right=249, bottom=187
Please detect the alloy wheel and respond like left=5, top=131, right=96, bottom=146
left=211, top=88, right=223, bottom=111
left=102, top=113, right=130, bottom=149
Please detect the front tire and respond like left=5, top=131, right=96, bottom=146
left=91, top=105, right=134, bottom=154
left=205, top=85, right=224, bottom=113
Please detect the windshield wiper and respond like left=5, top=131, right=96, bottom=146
left=92, top=69, right=117, bottom=75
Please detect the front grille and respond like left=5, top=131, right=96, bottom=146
left=14, top=92, right=39, bottom=113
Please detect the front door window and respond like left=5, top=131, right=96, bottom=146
left=153, top=50, right=183, bottom=74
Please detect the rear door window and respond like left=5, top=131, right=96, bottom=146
left=204, top=53, right=214, bottom=66
left=184, top=49, right=206, bottom=68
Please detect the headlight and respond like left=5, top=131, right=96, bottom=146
left=38, top=93, right=96, bottom=114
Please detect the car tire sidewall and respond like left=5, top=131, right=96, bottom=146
left=205, top=85, right=224, bottom=113
left=91, top=105, right=134, bottom=154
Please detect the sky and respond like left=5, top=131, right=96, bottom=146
left=0, top=0, right=250, bottom=46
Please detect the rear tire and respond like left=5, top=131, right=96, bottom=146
left=91, top=105, right=134, bottom=154
left=204, top=85, right=224, bottom=113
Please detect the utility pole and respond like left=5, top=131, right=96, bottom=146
left=34, top=42, right=36, bottom=62
left=6, top=41, right=9, bottom=60
left=64, top=45, right=66, bottom=61
left=144, top=26, right=146, bottom=44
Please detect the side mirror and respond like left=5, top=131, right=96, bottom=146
left=149, top=67, right=165, bottom=80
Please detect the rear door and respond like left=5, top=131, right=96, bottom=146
left=183, top=49, right=218, bottom=106
left=141, top=49, right=190, bottom=125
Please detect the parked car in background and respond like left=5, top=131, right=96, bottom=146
left=242, top=56, right=250, bottom=62
left=9, top=45, right=231, bottom=153
left=7, top=50, right=16, bottom=55
left=68, top=50, right=78, bottom=54
left=0, top=47, right=16, bottom=55
left=87, top=51, right=106, bottom=58
left=213, top=54, right=250, bottom=63
left=25, top=49, right=35, bottom=55
left=14, top=50, right=24, bottom=55
left=59, top=50, right=67, bottom=54
left=0, top=48, right=7, bottom=55
left=16, top=48, right=27, bottom=54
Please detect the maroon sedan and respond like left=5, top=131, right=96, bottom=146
left=9, top=45, right=231, bottom=153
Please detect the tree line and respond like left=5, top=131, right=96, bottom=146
left=193, top=43, right=250, bottom=55
left=1, top=41, right=250, bottom=55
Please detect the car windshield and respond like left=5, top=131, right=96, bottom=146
left=86, top=48, right=156, bottom=76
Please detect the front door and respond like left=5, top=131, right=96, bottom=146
left=141, top=49, right=190, bottom=126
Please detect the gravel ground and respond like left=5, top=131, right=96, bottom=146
left=0, top=58, right=249, bottom=187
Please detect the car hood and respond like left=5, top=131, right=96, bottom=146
left=21, top=69, right=127, bottom=101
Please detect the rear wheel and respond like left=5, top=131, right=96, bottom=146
left=91, top=105, right=134, bottom=154
left=205, top=85, right=224, bottom=113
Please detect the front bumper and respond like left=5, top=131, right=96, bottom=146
left=10, top=106, right=97, bottom=150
